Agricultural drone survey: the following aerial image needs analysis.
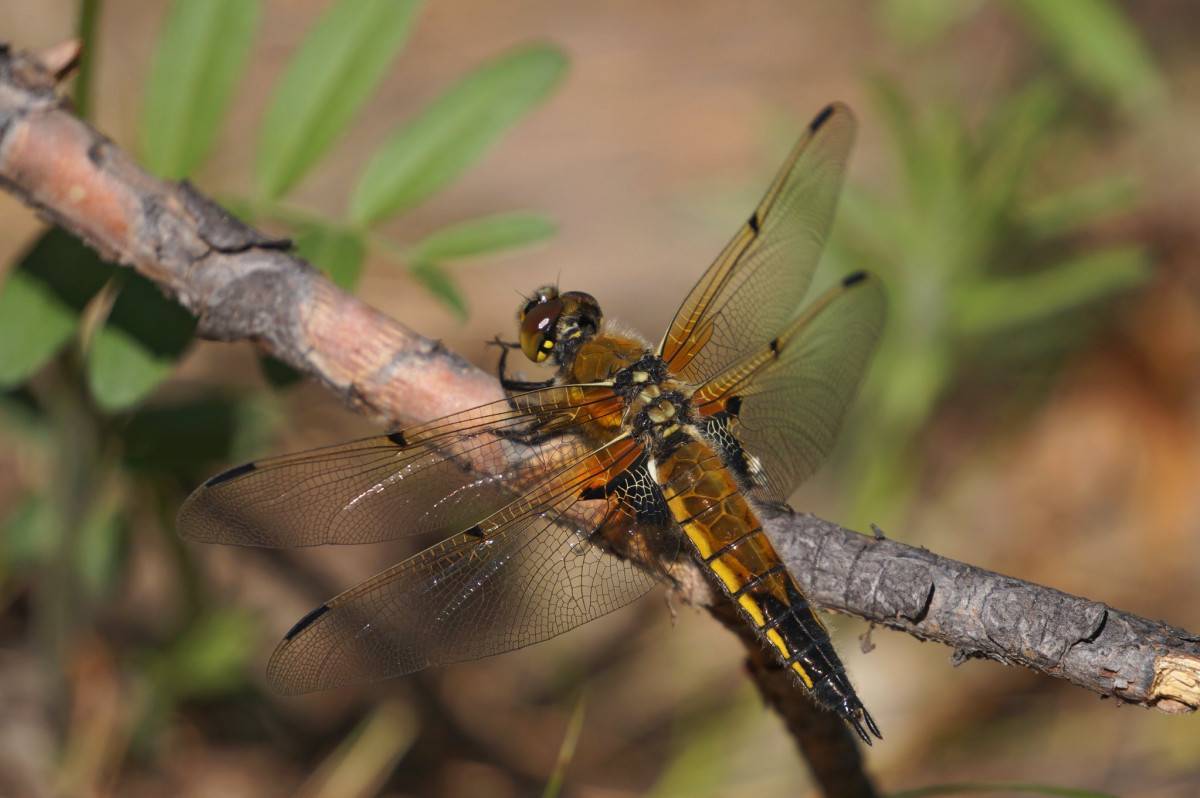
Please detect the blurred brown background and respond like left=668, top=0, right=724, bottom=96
left=1, top=1, right=1198, bottom=796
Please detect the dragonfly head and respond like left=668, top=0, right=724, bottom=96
left=518, top=285, right=603, bottom=365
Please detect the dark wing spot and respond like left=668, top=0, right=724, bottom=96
left=579, top=485, right=607, bottom=501
left=768, top=338, right=780, bottom=357
left=464, top=524, right=485, bottom=539
left=810, top=103, right=835, bottom=132
left=726, top=395, right=743, bottom=416
left=841, top=270, right=868, bottom=288
left=283, top=604, right=330, bottom=641
left=204, top=461, right=256, bottom=487
left=747, top=213, right=761, bottom=233
left=387, top=431, right=408, bottom=447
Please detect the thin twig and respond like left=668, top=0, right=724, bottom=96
left=0, top=38, right=1195, bottom=746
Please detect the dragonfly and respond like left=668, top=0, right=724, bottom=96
left=178, top=102, right=885, bottom=743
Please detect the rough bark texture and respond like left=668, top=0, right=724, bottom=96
left=0, top=38, right=1195, bottom=745
left=764, top=513, right=1200, bottom=715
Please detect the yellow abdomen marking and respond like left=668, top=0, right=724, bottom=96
left=655, top=439, right=817, bottom=690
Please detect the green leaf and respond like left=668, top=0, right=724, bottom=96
left=295, top=224, right=366, bottom=289
left=122, top=394, right=279, bottom=481
left=258, top=355, right=304, bottom=389
left=953, top=246, right=1150, bottom=337
left=411, top=261, right=466, bottom=320
left=86, top=273, right=197, bottom=412
left=409, top=213, right=555, bottom=264
left=1006, top=0, right=1166, bottom=115
left=141, top=0, right=260, bottom=178
left=349, top=44, right=567, bottom=225
left=972, top=80, right=1060, bottom=224
left=0, top=229, right=115, bottom=387
left=256, top=0, right=422, bottom=199
left=154, top=610, right=258, bottom=698
left=1021, top=176, right=1139, bottom=240
left=2, top=495, right=58, bottom=569
left=0, top=387, right=47, bottom=440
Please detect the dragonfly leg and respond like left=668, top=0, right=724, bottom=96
left=757, top=498, right=796, bottom=518
left=488, top=336, right=556, bottom=397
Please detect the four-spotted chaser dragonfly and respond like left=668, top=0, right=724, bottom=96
left=179, top=102, right=885, bottom=743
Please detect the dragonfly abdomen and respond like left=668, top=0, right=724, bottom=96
left=654, top=438, right=875, bottom=737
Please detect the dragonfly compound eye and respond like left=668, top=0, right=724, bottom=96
left=519, top=297, right=564, bottom=363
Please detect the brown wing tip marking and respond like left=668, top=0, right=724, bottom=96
left=283, top=603, right=330, bottom=641
left=810, top=103, right=836, bottom=132
left=203, top=461, right=257, bottom=487
left=841, top=270, right=868, bottom=288
left=387, top=431, right=408, bottom=447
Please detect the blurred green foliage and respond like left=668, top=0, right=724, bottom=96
left=0, top=0, right=563, bottom=413
left=824, top=2, right=1158, bottom=528
left=0, top=0, right=568, bottom=766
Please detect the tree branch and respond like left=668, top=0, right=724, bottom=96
left=1, top=40, right=1196, bottom=731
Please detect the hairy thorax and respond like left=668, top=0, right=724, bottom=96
left=564, top=332, right=697, bottom=454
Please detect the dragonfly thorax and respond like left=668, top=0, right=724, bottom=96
left=613, top=354, right=696, bottom=453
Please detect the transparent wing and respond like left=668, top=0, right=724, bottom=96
left=177, top=385, right=624, bottom=547
left=659, top=103, right=856, bottom=384
left=264, top=436, right=676, bottom=694
left=693, top=273, right=885, bottom=501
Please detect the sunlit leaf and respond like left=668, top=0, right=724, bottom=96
left=1006, top=0, right=1166, bottom=115
left=0, top=229, right=114, bottom=387
left=295, top=224, right=366, bottom=289
left=952, top=246, right=1150, bottom=337
left=256, top=0, right=422, bottom=199
left=141, top=0, right=260, bottom=178
left=409, top=212, right=555, bottom=264
left=86, top=273, right=196, bottom=412
left=411, top=261, right=466, bottom=320
left=349, top=44, right=566, bottom=225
